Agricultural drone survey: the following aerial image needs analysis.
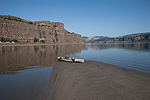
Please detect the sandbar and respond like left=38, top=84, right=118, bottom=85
left=43, top=61, right=150, bottom=100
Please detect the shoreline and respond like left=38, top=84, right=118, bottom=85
left=1, top=42, right=149, bottom=47
left=43, top=60, right=150, bottom=100
left=0, top=43, right=85, bottom=47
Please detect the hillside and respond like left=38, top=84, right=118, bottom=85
left=85, top=36, right=109, bottom=42
left=0, top=15, right=85, bottom=43
left=89, top=33, right=150, bottom=43
left=123, top=33, right=148, bottom=37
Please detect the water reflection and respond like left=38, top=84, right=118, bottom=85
left=68, top=43, right=150, bottom=73
left=85, top=43, right=150, bottom=52
left=0, top=44, right=85, bottom=75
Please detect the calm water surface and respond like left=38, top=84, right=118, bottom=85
left=0, top=44, right=84, bottom=100
left=68, top=43, right=150, bottom=73
left=0, top=43, right=150, bottom=100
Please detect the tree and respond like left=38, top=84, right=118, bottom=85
left=34, top=38, right=39, bottom=42
left=1, top=37, right=6, bottom=42
left=12, top=39, right=18, bottom=42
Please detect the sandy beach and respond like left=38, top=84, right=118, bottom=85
left=43, top=60, right=150, bottom=100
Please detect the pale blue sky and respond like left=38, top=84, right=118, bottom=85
left=0, top=0, right=150, bottom=37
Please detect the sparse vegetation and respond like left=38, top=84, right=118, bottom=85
left=66, top=30, right=72, bottom=34
left=0, top=16, right=36, bottom=25
left=3, top=17, right=11, bottom=20
left=37, top=24, right=51, bottom=28
left=0, top=37, right=18, bottom=42
left=15, top=19, right=21, bottom=22
left=0, top=16, right=53, bottom=29
left=4, top=38, right=11, bottom=42
left=1, top=16, right=22, bottom=22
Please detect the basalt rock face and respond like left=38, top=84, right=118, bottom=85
left=0, top=15, right=85, bottom=43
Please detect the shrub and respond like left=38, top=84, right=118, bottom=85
left=29, top=22, right=33, bottom=24
left=6, top=38, right=12, bottom=42
left=12, top=39, right=18, bottom=42
left=53, top=40, right=55, bottom=43
left=15, top=19, right=21, bottom=22
left=4, top=17, right=11, bottom=20
left=1, top=37, right=6, bottom=42
left=40, top=40, right=45, bottom=43
left=53, top=25, right=57, bottom=27
left=8, top=17, right=11, bottom=20
left=34, top=38, right=39, bottom=42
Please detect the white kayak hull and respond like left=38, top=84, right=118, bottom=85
left=57, top=57, right=84, bottom=63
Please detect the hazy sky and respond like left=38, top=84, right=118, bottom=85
left=0, top=0, right=150, bottom=37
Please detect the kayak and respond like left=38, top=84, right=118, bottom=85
left=57, top=56, right=84, bottom=63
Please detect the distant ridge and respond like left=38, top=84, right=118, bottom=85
left=123, top=32, right=150, bottom=37
left=83, top=36, right=109, bottom=42
left=83, top=32, right=150, bottom=43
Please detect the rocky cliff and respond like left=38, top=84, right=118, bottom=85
left=0, top=15, right=85, bottom=43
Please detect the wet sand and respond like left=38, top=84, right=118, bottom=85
left=43, top=61, right=150, bottom=100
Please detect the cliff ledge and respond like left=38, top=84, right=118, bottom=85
left=0, top=15, right=85, bottom=43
